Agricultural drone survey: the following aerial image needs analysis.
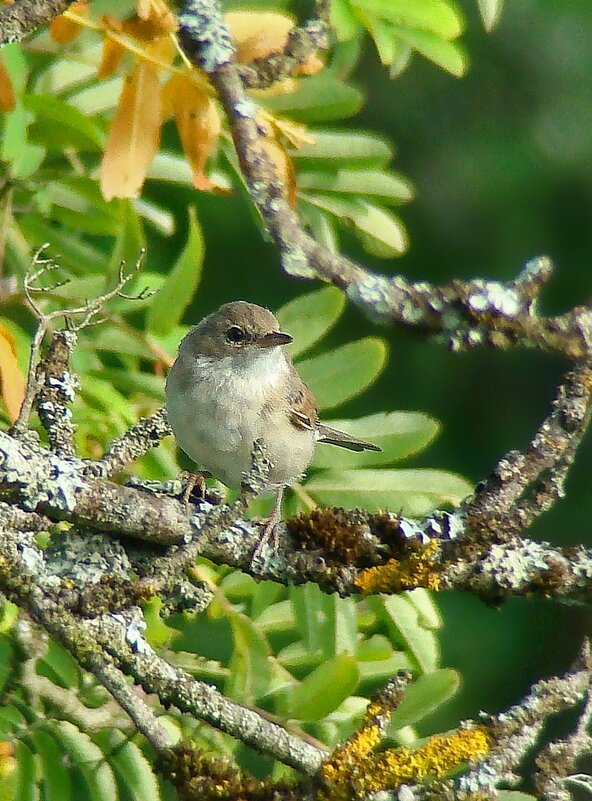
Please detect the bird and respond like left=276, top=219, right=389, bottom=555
left=165, top=301, right=380, bottom=552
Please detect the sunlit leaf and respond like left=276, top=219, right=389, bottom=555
left=351, top=0, right=465, bottom=40
left=30, top=730, right=73, bottom=801
left=225, top=611, right=273, bottom=704
left=147, top=208, right=204, bottom=336
left=369, top=594, right=439, bottom=673
left=265, top=74, right=364, bottom=122
left=276, top=286, right=345, bottom=358
left=100, top=62, right=162, bottom=201
left=93, top=730, right=161, bottom=801
left=226, top=10, right=295, bottom=63
left=288, top=653, right=359, bottom=720
left=297, top=337, right=387, bottom=410
left=298, top=168, right=413, bottom=205
left=300, top=193, right=408, bottom=256
left=330, top=0, right=360, bottom=41
left=394, top=27, right=467, bottom=76
left=477, top=0, right=504, bottom=31
left=312, top=412, right=439, bottom=469
left=304, top=468, right=472, bottom=514
left=54, top=721, right=118, bottom=801
left=388, top=668, right=460, bottom=731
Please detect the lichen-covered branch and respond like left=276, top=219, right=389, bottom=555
left=178, top=0, right=592, bottom=359
left=0, top=0, right=74, bottom=46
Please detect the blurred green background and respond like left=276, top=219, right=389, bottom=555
left=147, top=0, right=592, bottom=733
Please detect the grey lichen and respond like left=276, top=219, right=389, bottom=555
left=44, top=531, right=132, bottom=587
left=177, top=0, right=234, bottom=72
left=0, top=432, right=85, bottom=511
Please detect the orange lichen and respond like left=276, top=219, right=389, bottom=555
left=355, top=540, right=442, bottom=594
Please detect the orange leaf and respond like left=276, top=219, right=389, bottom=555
left=0, top=327, right=25, bottom=423
left=50, top=0, right=88, bottom=44
left=163, top=74, right=221, bottom=191
left=122, top=6, right=176, bottom=41
left=225, top=11, right=294, bottom=64
left=100, top=62, right=162, bottom=201
left=0, top=55, right=15, bottom=112
left=136, top=0, right=151, bottom=20
left=98, top=37, right=126, bottom=79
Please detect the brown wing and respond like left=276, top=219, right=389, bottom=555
left=287, top=367, right=319, bottom=433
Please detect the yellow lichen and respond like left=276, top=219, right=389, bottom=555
left=355, top=541, right=442, bottom=594
left=319, top=726, right=491, bottom=801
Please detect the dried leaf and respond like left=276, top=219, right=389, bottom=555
left=98, top=37, right=126, bottom=79
left=0, top=55, right=15, bottom=112
left=225, top=11, right=295, bottom=63
left=0, top=325, right=25, bottom=422
left=100, top=61, right=162, bottom=201
left=162, top=74, right=221, bottom=190
left=225, top=10, right=323, bottom=76
left=122, top=6, right=176, bottom=41
left=136, top=0, right=151, bottom=20
left=49, top=0, right=88, bottom=44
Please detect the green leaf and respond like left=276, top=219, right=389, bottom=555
left=304, top=468, right=472, bottom=515
left=357, top=651, right=413, bottom=683
left=388, top=668, right=460, bottom=731
left=292, top=130, right=393, bottom=169
left=37, top=640, right=80, bottom=690
left=312, top=411, right=440, bottom=469
left=297, top=337, right=387, bottom=410
left=30, top=729, right=72, bottom=801
left=147, top=152, right=194, bottom=184
left=19, top=216, right=106, bottom=274
left=107, top=199, right=145, bottom=280
left=394, top=27, right=468, bottom=76
left=54, top=722, right=117, bottom=801
left=0, top=636, right=14, bottom=696
left=477, top=0, right=504, bottom=31
left=93, top=730, right=161, bottom=801
left=288, top=653, right=359, bottom=721
left=264, top=75, right=364, bottom=122
left=13, top=741, right=37, bottom=801
left=406, top=588, right=442, bottom=630
left=291, top=586, right=357, bottom=660
left=24, top=94, right=105, bottom=150
left=225, top=612, right=273, bottom=704
left=369, top=594, right=439, bottom=673
left=147, top=208, right=204, bottom=336
left=94, top=368, right=164, bottom=400
left=352, top=0, right=465, bottom=39
left=300, top=194, right=408, bottom=257
left=330, top=0, right=360, bottom=40
left=254, top=600, right=296, bottom=635
left=497, top=795, right=538, bottom=801
left=276, top=286, right=345, bottom=359
left=298, top=169, right=414, bottom=205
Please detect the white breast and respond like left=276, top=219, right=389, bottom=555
left=166, top=348, right=314, bottom=489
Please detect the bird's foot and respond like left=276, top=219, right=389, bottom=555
left=179, top=470, right=219, bottom=511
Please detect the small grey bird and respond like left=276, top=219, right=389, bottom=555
left=166, top=301, right=380, bottom=549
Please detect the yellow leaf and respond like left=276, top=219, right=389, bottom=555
left=50, top=0, right=88, bottom=44
left=122, top=6, right=176, bottom=41
left=225, top=11, right=295, bottom=64
left=136, top=0, right=151, bottom=20
left=162, top=74, right=221, bottom=191
left=100, top=61, right=162, bottom=200
left=0, top=55, right=15, bottom=112
left=0, top=326, right=25, bottom=423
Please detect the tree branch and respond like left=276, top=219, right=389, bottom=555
left=0, top=0, right=74, bottom=46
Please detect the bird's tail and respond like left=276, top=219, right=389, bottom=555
left=317, top=424, right=381, bottom=452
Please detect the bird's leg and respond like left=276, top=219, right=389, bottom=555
left=252, top=485, right=285, bottom=560
left=179, top=469, right=213, bottom=510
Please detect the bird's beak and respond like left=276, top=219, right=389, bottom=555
left=258, top=331, right=293, bottom=348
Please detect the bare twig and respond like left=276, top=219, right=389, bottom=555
left=93, top=407, right=172, bottom=478
left=11, top=247, right=151, bottom=436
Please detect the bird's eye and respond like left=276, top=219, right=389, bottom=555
left=226, top=326, right=246, bottom=343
